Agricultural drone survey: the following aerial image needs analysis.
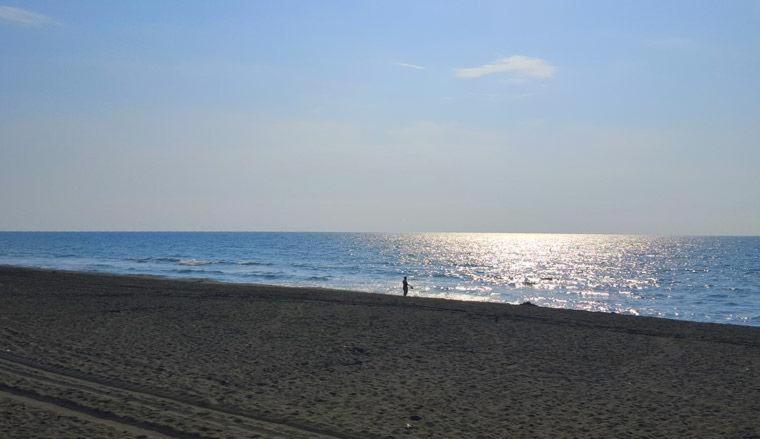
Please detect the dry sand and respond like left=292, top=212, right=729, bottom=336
left=0, top=266, right=759, bottom=438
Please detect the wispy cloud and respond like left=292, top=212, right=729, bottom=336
left=645, top=36, right=695, bottom=50
left=0, top=5, right=58, bottom=26
left=455, top=55, right=555, bottom=79
left=394, top=62, right=425, bottom=70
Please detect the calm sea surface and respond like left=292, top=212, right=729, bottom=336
left=1, top=232, right=758, bottom=326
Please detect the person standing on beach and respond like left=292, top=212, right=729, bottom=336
left=402, top=276, right=413, bottom=296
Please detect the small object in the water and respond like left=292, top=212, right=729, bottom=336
left=524, top=279, right=537, bottom=286
left=409, top=415, right=422, bottom=421
left=405, top=423, right=414, bottom=429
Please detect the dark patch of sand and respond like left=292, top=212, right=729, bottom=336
left=1, top=266, right=759, bottom=438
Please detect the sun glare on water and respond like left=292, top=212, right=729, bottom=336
left=374, top=233, right=752, bottom=322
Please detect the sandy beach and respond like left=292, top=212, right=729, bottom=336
left=0, top=265, right=758, bottom=438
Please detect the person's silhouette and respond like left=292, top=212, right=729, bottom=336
left=402, top=276, right=413, bottom=296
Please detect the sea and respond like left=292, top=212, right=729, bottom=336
left=1, top=232, right=758, bottom=326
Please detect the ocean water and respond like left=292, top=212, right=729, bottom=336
left=0, top=232, right=758, bottom=326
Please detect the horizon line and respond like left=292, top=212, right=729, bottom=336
left=1, top=230, right=758, bottom=237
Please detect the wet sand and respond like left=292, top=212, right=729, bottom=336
left=1, top=265, right=759, bottom=438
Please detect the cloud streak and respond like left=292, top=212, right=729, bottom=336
left=455, top=55, right=555, bottom=79
left=0, top=5, right=58, bottom=26
left=394, top=62, right=425, bottom=70
left=645, top=36, right=695, bottom=50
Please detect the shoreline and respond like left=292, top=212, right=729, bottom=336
left=1, top=232, right=757, bottom=328
left=1, top=265, right=759, bottom=437
left=2, top=263, right=757, bottom=329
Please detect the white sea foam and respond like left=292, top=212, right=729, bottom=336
left=178, top=259, right=211, bottom=266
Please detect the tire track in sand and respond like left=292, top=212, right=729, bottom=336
left=0, top=352, right=356, bottom=439
left=0, top=383, right=186, bottom=439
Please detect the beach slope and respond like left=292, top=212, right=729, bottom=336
left=0, top=266, right=758, bottom=438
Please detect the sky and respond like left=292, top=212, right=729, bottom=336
left=1, top=1, right=759, bottom=234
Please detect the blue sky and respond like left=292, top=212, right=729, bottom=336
left=1, top=1, right=759, bottom=233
